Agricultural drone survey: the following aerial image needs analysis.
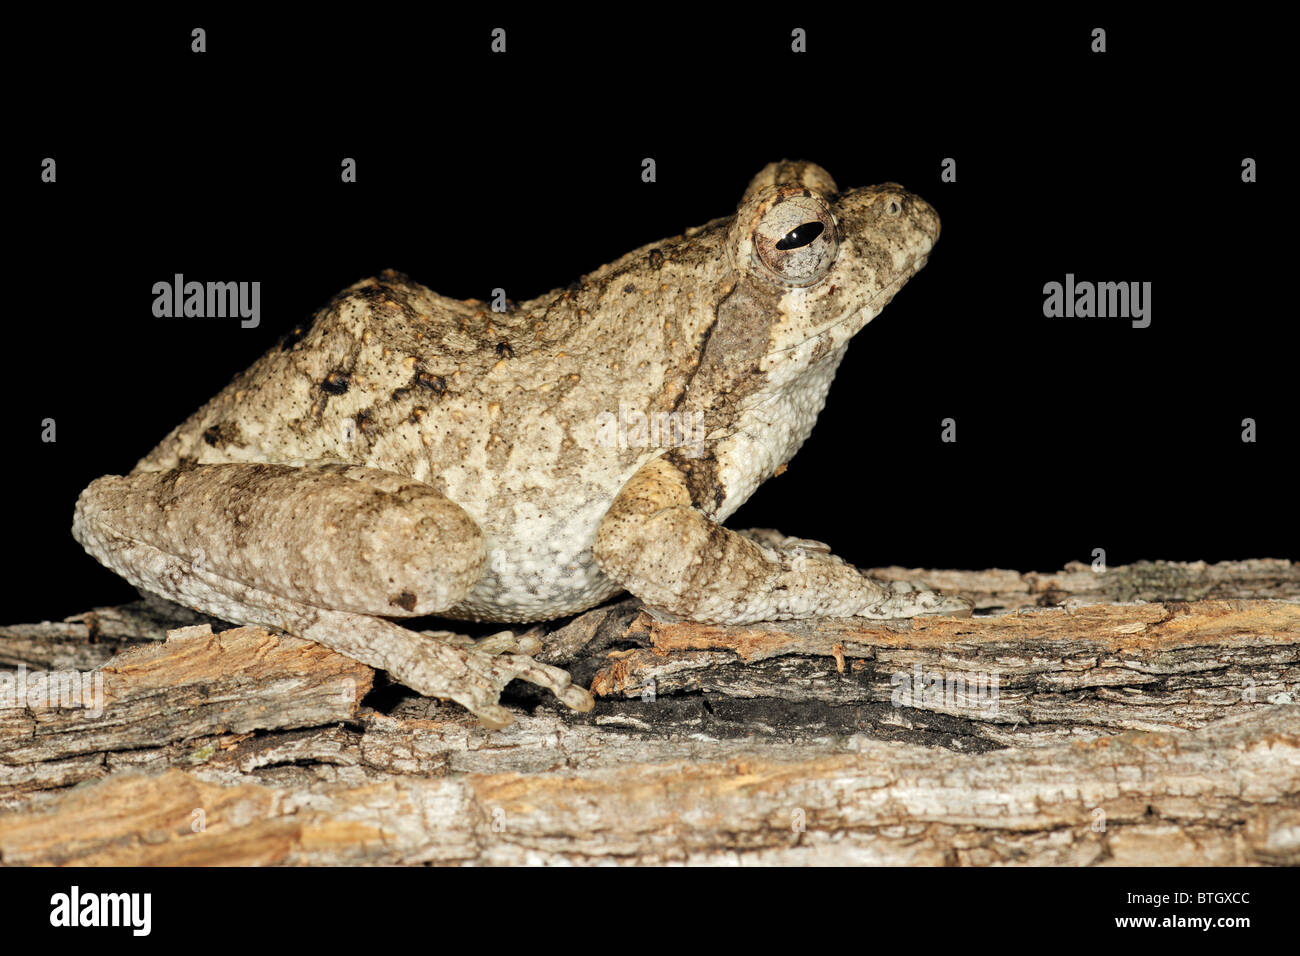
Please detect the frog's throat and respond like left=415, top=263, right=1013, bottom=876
left=762, top=263, right=919, bottom=359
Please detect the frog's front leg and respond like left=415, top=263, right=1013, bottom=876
left=592, top=457, right=971, bottom=624
left=72, top=463, right=593, bottom=728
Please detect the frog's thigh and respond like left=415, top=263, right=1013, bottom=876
left=72, top=463, right=592, bottom=726
left=74, top=462, right=484, bottom=617
left=592, top=457, right=968, bottom=624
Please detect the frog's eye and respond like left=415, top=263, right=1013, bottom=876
left=775, top=221, right=824, bottom=250
left=752, top=193, right=838, bottom=286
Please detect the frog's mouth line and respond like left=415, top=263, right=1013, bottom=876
left=763, top=261, right=920, bottom=359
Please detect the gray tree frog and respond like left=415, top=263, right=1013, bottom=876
left=74, top=161, right=969, bottom=728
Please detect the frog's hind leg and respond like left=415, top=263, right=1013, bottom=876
left=72, top=462, right=593, bottom=728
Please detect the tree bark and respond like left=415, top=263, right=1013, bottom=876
left=2, top=559, right=1297, bottom=865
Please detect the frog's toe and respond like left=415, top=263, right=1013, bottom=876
left=418, top=627, right=546, bottom=657
left=857, top=582, right=973, bottom=619
left=475, top=704, right=516, bottom=731
left=916, top=592, right=975, bottom=618
left=474, top=629, right=544, bottom=656
left=509, top=634, right=545, bottom=656
left=496, top=653, right=595, bottom=714
left=560, top=684, right=596, bottom=712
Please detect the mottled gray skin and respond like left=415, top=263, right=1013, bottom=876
left=73, top=161, right=967, bottom=727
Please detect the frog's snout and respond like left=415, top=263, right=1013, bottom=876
left=903, top=190, right=941, bottom=246
left=840, top=183, right=941, bottom=253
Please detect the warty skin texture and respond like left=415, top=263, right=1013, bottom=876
left=73, top=161, right=967, bottom=726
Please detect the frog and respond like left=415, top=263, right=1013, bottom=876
left=73, top=160, right=969, bottom=729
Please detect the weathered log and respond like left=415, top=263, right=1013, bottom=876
left=586, top=599, right=1300, bottom=747
left=0, top=559, right=1296, bottom=864
left=866, top=558, right=1300, bottom=610
left=0, top=625, right=370, bottom=804
left=0, top=707, right=1295, bottom=865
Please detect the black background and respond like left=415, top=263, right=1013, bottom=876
left=9, top=10, right=1291, bottom=625
left=0, top=863, right=1279, bottom=936
left=3, top=863, right=1283, bottom=941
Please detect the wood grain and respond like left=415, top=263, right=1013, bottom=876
left=2, top=559, right=1296, bottom=865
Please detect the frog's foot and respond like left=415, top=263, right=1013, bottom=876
left=736, top=530, right=971, bottom=619
left=356, top=622, right=591, bottom=729
left=735, top=528, right=833, bottom=554
left=72, top=463, right=592, bottom=728
left=853, top=580, right=974, bottom=619
left=424, top=628, right=545, bottom=657
left=594, top=456, right=972, bottom=624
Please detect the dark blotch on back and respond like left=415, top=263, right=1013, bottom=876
left=202, top=421, right=244, bottom=448
left=354, top=408, right=378, bottom=437
left=322, top=371, right=351, bottom=395
left=416, top=371, right=447, bottom=394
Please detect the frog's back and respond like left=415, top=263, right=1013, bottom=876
left=133, top=270, right=681, bottom=620
left=141, top=273, right=507, bottom=469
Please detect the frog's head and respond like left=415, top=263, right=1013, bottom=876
left=717, top=160, right=939, bottom=387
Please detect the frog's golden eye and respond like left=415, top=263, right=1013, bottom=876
left=752, top=193, right=838, bottom=286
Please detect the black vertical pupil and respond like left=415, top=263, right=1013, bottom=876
left=775, top=221, right=825, bottom=251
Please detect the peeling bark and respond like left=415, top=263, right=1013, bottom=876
left=1, top=559, right=1297, bottom=865
left=1, top=708, right=1295, bottom=865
